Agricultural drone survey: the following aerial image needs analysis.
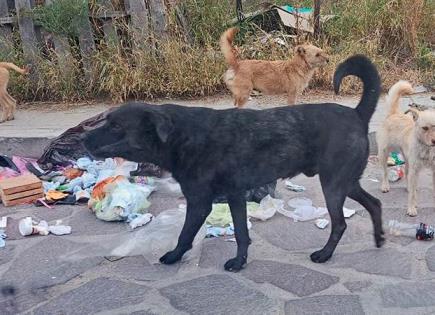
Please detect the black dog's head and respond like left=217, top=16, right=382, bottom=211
left=83, top=103, right=173, bottom=167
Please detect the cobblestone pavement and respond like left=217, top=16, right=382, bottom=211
left=2, top=160, right=435, bottom=314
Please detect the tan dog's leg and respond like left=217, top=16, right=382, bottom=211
left=378, top=147, right=390, bottom=193
left=407, top=163, right=420, bottom=216
left=5, top=93, right=16, bottom=120
left=0, top=93, right=10, bottom=123
left=287, top=88, right=297, bottom=105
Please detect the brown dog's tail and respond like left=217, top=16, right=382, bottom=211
left=0, top=62, right=29, bottom=75
left=220, top=28, right=239, bottom=69
left=386, top=80, right=414, bottom=116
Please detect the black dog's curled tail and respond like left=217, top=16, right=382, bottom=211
left=333, top=55, right=381, bottom=125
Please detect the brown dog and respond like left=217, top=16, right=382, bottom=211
left=0, top=62, right=28, bottom=123
left=220, top=28, right=329, bottom=107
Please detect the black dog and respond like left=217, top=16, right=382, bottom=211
left=84, top=55, right=384, bottom=272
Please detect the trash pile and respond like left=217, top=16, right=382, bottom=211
left=387, top=151, right=405, bottom=182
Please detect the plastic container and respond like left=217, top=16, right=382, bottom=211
left=388, top=166, right=404, bottom=182
left=388, top=220, right=434, bottom=240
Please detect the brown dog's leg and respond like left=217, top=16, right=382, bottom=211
left=0, top=93, right=9, bottom=123
left=407, top=164, right=419, bottom=216
left=287, top=88, right=297, bottom=105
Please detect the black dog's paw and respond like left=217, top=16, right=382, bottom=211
left=224, top=257, right=246, bottom=272
left=375, top=233, right=386, bottom=248
left=310, top=250, right=332, bottom=263
left=159, top=250, right=183, bottom=265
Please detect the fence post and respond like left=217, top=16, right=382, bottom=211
left=15, top=0, right=39, bottom=64
left=77, top=0, right=95, bottom=82
left=124, top=0, right=150, bottom=49
left=0, top=1, right=13, bottom=55
left=149, top=0, right=166, bottom=38
left=98, top=0, right=119, bottom=46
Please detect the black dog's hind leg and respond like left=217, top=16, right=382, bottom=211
left=160, top=195, right=212, bottom=265
left=311, top=182, right=347, bottom=263
left=224, top=193, right=250, bottom=272
left=348, top=182, right=385, bottom=247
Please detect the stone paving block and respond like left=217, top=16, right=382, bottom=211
left=381, top=282, right=435, bottom=308
left=426, top=244, right=435, bottom=272
left=0, top=244, right=15, bottom=265
left=101, top=255, right=179, bottom=281
left=1, top=237, right=102, bottom=290
left=343, top=280, right=372, bottom=293
left=241, top=260, right=339, bottom=297
left=253, top=215, right=327, bottom=251
left=285, top=295, right=364, bottom=315
left=33, top=278, right=149, bottom=315
left=160, top=274, right=279, bottom=315
left=199, top=238, right=237, bottom=269
left=332, top=248, right=412, bottom=279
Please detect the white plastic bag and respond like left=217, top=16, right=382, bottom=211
left=248, top=195, right=284, bottom=221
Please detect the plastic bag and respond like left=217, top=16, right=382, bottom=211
left=90, top=177, right=154, bottom=221
left=37, top=109, right=162, bottom=177
left=248, top=195, right=284, bottom=221
left=63, top=206, right=205, bottom=262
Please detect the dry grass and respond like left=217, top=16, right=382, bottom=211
left=1, top=0, right=434, bottom=102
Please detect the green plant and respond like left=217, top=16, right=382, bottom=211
left=32, top=0, right=89, bottom=37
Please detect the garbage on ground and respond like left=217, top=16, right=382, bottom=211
left=36, top=108, right=162, bottom=178
left=284, top=179, right=306, bottom=192
left=129, top=213, right=153, bottom=230
left=64, top=205, right=205, bottom=262
left=388, top=152, right=405, bottom=166
left=0, top=216, right=7, bottom=228
left=388, top=220, right=434, bottom=240
left=88, top=176, right=154, bottom=222
left=283, top=197, right=357, bottom=222
left=0, top=230, right=6, bottom=248
left=205, top=195, right=282, bottom=237
left=0, top=174, right=44, bottom=207
left=388, top=165, right=405, bottom=182
left=315, top=218, right=329, bottom=229
left=18, top=217, right=71, bottom=236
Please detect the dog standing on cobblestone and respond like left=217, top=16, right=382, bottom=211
left=84, top=55, right=383, bottom=271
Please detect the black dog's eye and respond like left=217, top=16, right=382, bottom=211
left=422, top=126, right=429, bottom=131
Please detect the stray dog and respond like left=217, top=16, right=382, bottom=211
left=84, top=55, right=383, bottom=271
left=377, top=80, right=435, bottom=216
left=0, top=62, right=28, bottom=123
left=220, top=28, right=329, bottom=107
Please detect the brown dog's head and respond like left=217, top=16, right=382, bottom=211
left=411, top=109, right=435, bottom=146
left=294, top=44, right=329, bottom=68
left=83, top=103, right=174, bottom=167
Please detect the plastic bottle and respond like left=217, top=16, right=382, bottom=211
left=388, top=220, right=435, bottom=240
left=391, top=152, right=405, bottom=165
left=388, top=165, right=404, bottom=182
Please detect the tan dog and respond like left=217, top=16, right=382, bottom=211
left=0, top=62, right=28, bottom=123
left=377, top=80, right=435, bottom=216
left=220, top=28, right=329, bottom=107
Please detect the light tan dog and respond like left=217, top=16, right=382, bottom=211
left=220, top=27, right=329, bottom=108
left=377, top=80, right=435, bottom=216
left=0, top=62, right=28, bottom=123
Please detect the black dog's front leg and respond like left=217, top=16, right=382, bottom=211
left=224, top=193, right=250, bottom=272
left=160, top=196, right=212, bottom=265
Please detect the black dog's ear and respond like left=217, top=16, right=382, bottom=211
left=150, top=112, right=173, bottom=143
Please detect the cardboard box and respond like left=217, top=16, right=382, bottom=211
left=0, top=174, right=43, bottom=206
